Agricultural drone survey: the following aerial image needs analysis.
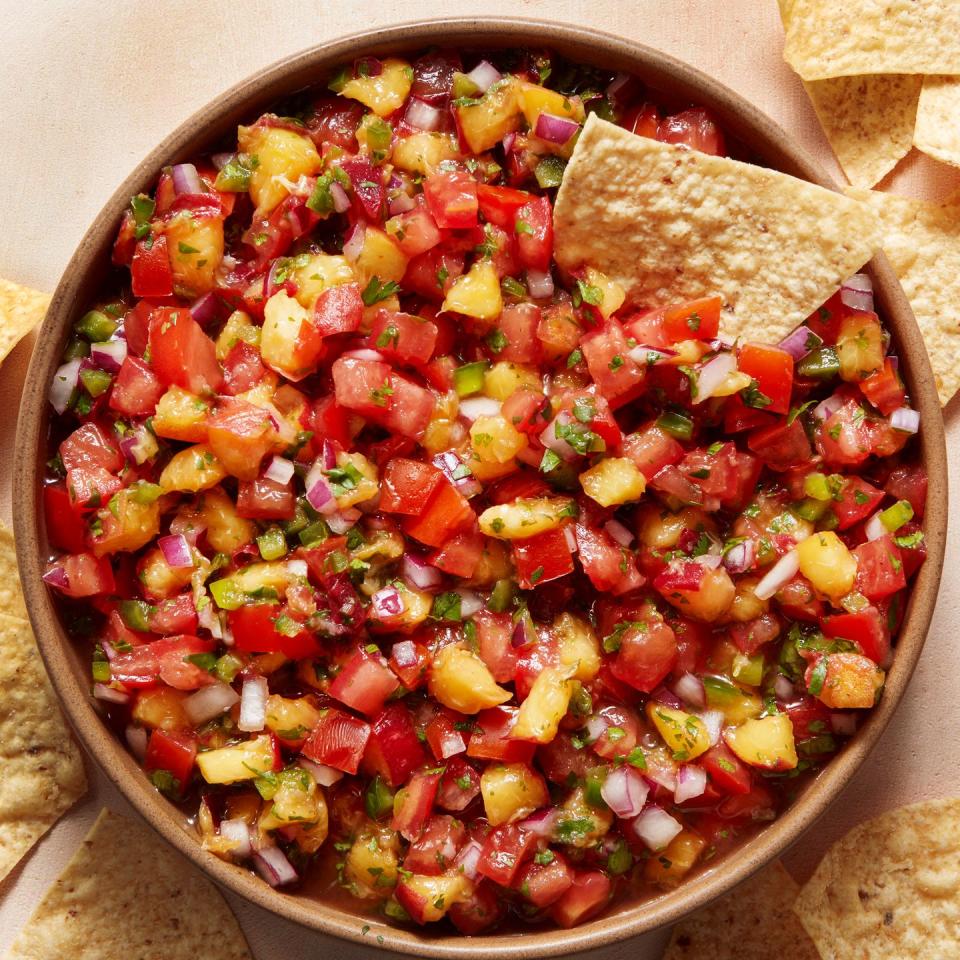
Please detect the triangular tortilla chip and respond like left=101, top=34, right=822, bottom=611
left=793, top=798, right=960, bottom=960
left=5, top=808, right=253, bottom=960
left=553, top=115, right=883, bottom=344
left=0, top=278, right=48, bottom=366
left=663, top=861, right=819, bottom=960
left=0, top=612, right=86, bottom=883
left=781, top=0, right=960, bottom=81
left=804, top=74, right=921, bottom=187
left=914, top=75, right=960, bottom=168
left=848, top=187, right=960, bottom=405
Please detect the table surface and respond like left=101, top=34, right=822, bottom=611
left=2, top=2, right=959, bottom=957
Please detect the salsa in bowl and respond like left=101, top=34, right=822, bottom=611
left=19, top=19, right=945, bottom=957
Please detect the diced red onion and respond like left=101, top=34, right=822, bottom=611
left=189, top=291, right=224, bottom=328
left=125, top=724, right=148, bottom=761
left=372, top=585, right=404, bottom=619
left=864, top=512, right=886, bottom=542
left=459, top=396, right=501, bottom=421
left=526, top=269, right=555, bottom=299
left=343, top=348, right=385, bottom=363
left=158, top=534, right=194, bottom=570
left=196, top=597, right=223, bottom=639
left=778, top=325, right=822, bottom=361
left=535, top=112, right=580, bottom=145
left=539, top=413, right=578, bottom=462
left=502, top=132, right=517, bottom=154
left=520, top=808, right=557, bottom=837
left=563, top=525, right=578, bottom=553
left=238, top=676, right=269, bottom=732
left=754, top=549, right=800, bottom=600
left=672, top=673, right=705, bottom=710
left=840, top=273, right=873, bottom=312
left=391, top=640, right=418, bottom=669
left=512, top=618, right=535, bottom=649
left=171, top=162, right=202, bottom=196
left=402, top=554, right=443, bottom=591
left=604, top=518, right=634, bottom=547
left=606, top=72, right=632, bottom=99
left=326, top=508, right=360, bottom=535
left=628, top=344, right=677, bottom=365
left=674, top=765, right=707, bottom=804
left=286, top=558, right=308, bottom=579
left=329, top=180, right=351, bottom=214
left=299, top=757, right=344, bottom=787
left=697, top=553, right=722, bottom=570
left=700, top=710, right=724, bottom=746
left=342, top=223, right=365, bottom=262
left=264, top=456, right=295, bottom=485
left=774, top=674, right=795, bottom=701
left=456, top=589, right=483, bottom=617
left=632, top=806, right=683, bottom=851
left=644, top=765, right=677, bottom=793
left=723, top=538, right=756, bottom=575
left=431, top=452, right=482, bottom=498
left=184, top=682, right=240, bottom=725
left=436, top=727, right=467, bottom=759
left=601, top=766, right=649, bottom=818
left=466, top=60, right=501, bottom=93
left=813, top=393, right=844, bottom=421
left=693, top=351, right=736, bottom=404
left=830, top=712, right=858, bottom=736
left=42, top=565, right=69, bottom=590
left=90, top=339, right=128, bottom=373
left=651, top=686, right=683, bottom=709
left=93, top=683, right=129, bottom=705
left=405, top=97, right=443, bottom=131
left=388, top=191, right=416, bottom=216
left=211, top=152, right=233, bottom=171
left=455, top=839, right=483, bottom=880
left=304, top=461, right=336, bottom=514
left=220, top=818, right=253, bottom=859
left=890, top=407, right=920, bottom=434
left=355, top=56, right=383, bottom=77
left=100, top=640, right=118, bottom=663
left=253, top=845, right=298, bottom=887
left=49, top=358, right=82, bottom=414
left=584, top=714, right=608, bottom=744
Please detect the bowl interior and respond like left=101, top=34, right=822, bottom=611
left=14, top=16, right=947, bottom=958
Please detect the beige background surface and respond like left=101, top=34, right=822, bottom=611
left=1, top=2, right=959, bottom=957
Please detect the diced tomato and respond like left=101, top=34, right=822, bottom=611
left=513, top=527, right=574, bottom=590
left=301, top=707, right=371, bottom=775
left=783, top=697, right=832, bottom=742
left=514, top=852, right=573, bottom=907
left=381, top=459, right=444, bottom=515
left=496, top=303, right=542, bottom=364
left=229, top=604, right=321, bottom=659
left=723, top=393, right=776, bottom=434
left=44, top=552, right=115, bottom=597
left=449, top=881, right=504, bottom=934
left=378, top=374, right=436, bottom=441
left=131, top=235, right=174, bottom=298
left=388, top=199, right=443, bottom=258
left=362, top=703, right=427, bottom=787
left=340, top=156, right=385, bottom=221
left=477, top=823, right=536, bottom=885
left=429, top=527, right=484, bottom=578
left=144, top=729, right=197, bottom=796
left=853, top=536, right=907, bottom=603
left=66, top=465, right=122, bottom=511
left=313, top=282, right=363, bottom=337
left=859, top=358, right=905, bottom=415
left=747, top=417, right=812, bottom=471
left=403, top=478, right=475, bottom=548
left=207, top=398, right=276, bottom=480
left=388, top=638, right=430, bottom=690
left=436, top=756, right=481, bottom=811
left=885, top=463, right=926, bottom=518
left=824, top=605, right=891, bottom=664
left=610, top=617, right=677, bottom=693
left=487, top=470, right=551, bottom=504
left=110, top=634, right=215, bottom=690
left=148, top=593, right=199, bottom=635
left=775, top=576, right=823, bottom=623
left=308, top=396, right=353, bottom=449
left=424, top=711, right=468, bottom=761
left=44, top=484, right=88, bottom=552
left=738, top=343, right=793, bottom=415
left=657, top=107, right=725, bottom=155
left=574, top=523, right=644, bottom=595
left=661, top=296, right=722, bottom=343
left=392, top=768, right=443, bottom=841
left=477, top=184, right=533, bottom=229
left=404, top=815, right=466, bottom=874
left=581, top=321, right=644, bottom=404
left=328, top=645, right=400, bottom=716
left=728, top=613, right=780, bottom=655
left=109, top=357, right=164, bottom=416
left=60, top=422, right=124, bottom=473
left=805, top=291, right=846, bottom=345
left=236, top=477, right=296, bottom=520
left=833, top=477, right=884, bottom=530
left=332, top=355, right=394, bottom=417
left=515, top=196, right=553, bottom=271
left=549, top=870, right=612, bottom=928
left=468, top=707, right=536, bottom=764
left=305, top=96, right=363, bottom=151
left=474, top=609, right=517, bottom=683
left=147, top=307, right=222, bottom=395
left=423, top=170, right=478, bottom=229
left=701, top=743, right=752, bottom=795
left=623, top=423, right=685, bottom=479
left=816, top=396, right=872, bottom=468
left=221, top=340, right=266, bottom=396
left=369, top=310, right=437, bottom=366
left=403, top=248, right=465, bottom=301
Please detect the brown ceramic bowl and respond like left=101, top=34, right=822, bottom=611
left=14, top=16, right=947, bottom=958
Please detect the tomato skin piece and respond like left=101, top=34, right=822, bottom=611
left=131, top=235, right=174, bottom=298
left=147, top=307, right=223, bottom=395
left=144, top=729, right=197, bottom=796
left=328, top=645, right=400, bottom=716
left=403, top=478, right=475, bottom=548
left=301, top=707, right=371, bottom=775
left=44, top=484, right=89, bottom=553
left=549, top=870, right=612, bottom=928
left=229, top=604, right=321, bottom=659
left=512, top=527, right=574, bottom=590
left=314, top=282, right=363, bottom=337
left=362, top=703, right=428, bottom=787
left=853, top=536, right=907, bottom=603
left=340, top=156, right=385, bottom=221
left=824, top=606, right=891, bottom=664
left=109, top=356, right=165, bottom=417
left=738, top=342, right=794, bottom=415
left=723, top=394, right=776, bottom=434
left=859, top=357, right=905, bottom=415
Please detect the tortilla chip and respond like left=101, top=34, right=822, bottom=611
left=663, top=861, right=819, bottom=960
left=0, top=278, right=48, bottom=366
left=6, top=808, right=253, bottom=960
left=914, top=75, right=960, bottom=168
left=781, top=0, right=960, bottom=81
left=0, top=613, right=86, bottom=883
left=553, top=115, right=883, bottom=344
left=0, top=523, right=28, bottom=620
left=793, top=797, right=960, bottom=959
left=847, top=187, right=960, bottom=404
left=804, top=74, right=921, bottom=187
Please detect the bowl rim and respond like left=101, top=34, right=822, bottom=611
left=14, top=15, right=947, bottom=958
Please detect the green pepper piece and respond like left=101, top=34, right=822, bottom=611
left=797, top=346, right=840, bottom=380
left=487, top=578, right=515, bottom=612
left=535, top=155, right=567, bottom=189
left=118, top=599, right=154, bottom=632
left=656, top=410, right=694, bottom=441
left=257, top=526, right=288, bottom=561
left=79, top=368, right=114, bottom=398
left=453, top=360, right=490, bottom=397
left=62, top=337, right=90, bottom=361
left=364, top=775, right=395, bottom=820
left=214, top=652, right=243, bottom=684
left=76, top=310, right=118, bottom=343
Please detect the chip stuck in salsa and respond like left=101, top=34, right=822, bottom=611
left=40, top=45, right=927, bottom=935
